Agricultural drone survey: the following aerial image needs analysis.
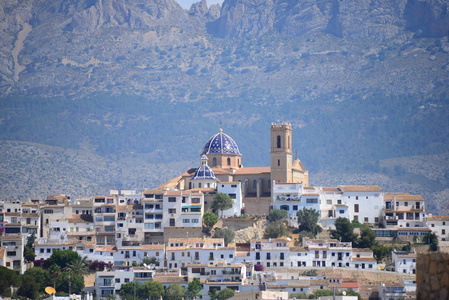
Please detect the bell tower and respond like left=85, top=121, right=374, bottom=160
left=270, top=122, right=293, bottom=184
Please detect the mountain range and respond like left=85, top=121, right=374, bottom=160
left=0, top=0, right=448, bottom=214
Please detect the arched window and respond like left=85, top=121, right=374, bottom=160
left=277, top=159, right=280, bottom=166
left=253, top=180, right=257, bottom=189
left=280, top=205, right=289, bottom=211
left=213, top=157, right=217, bottom=166
left=227, top=158, right=231, bottom=166
left=277, top=135, right=281, bottom=148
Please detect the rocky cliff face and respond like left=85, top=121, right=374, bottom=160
left=215, top=0, right=449, bottom=40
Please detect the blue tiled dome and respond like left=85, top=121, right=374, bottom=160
left=201, top=129, right=241, bottom=156
left=191, top=155, right=217, bottom=180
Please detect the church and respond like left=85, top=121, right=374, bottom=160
left=156, top=122, right=309, bottom=216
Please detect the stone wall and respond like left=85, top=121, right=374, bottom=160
left=163, top=227, right=203, bottom=243
left=417, top=252, right=449, bottom=299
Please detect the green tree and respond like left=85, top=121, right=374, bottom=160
left=210, top=288, right=234, bottom=300
left=371, top=244, right=390, bottom=263
left=58, top=272, right=84, bottom=294
left=330, top=218, right=357, bottom=243
left=296, top=208, right=322, bottom=237
left=351, top=219, right=362, bottom=228
left=213, top=227, right=235, bottom=246
left=185, top=278, right=202, bottom=300
left=203, top=212, right=218, bottom=233
left=142, top=256, right=160, bottom=267
left=26, top=232, right=36, bottom=249
left=64, top=255, right=90, bottom=276
left=17, top=275, right=40, bottom=299
left=141, top=280, right=165, bottom=300
left=264, top=221, right=288, bottom=238
left=312, top=289, right=333, bottom=298
left=268, top=209, right=288, bottom=222
left=0, top=266, right=20, bottom=295
left=48, top=264, right=61, bottom=289
left=290, top=292, right=307, bottom=299
left=24, top=245, right=36, bottom=262
left=166, top=283, right=185, bottom=300
left=356, top=225, right=376, bottom=248
left=211, top=193, right=233, bottom=217
left=426, top=233, right=439, bottom=251
left=48, top=249, right=82, bottom=269
left=120, top=281, right=141, bottom=300
left=23, top=267, right=51, bottom=293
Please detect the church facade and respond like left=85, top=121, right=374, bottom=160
left=157, top=122, right=309, bottom=216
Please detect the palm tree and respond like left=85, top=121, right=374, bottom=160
left=64, top=256, right=90, bottom=276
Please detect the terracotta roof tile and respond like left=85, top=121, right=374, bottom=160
left=339, top=185, right=382, bottom=192
left=427, top=215, right=449, bottom=222
left=233, top=166, right=270, bottom=175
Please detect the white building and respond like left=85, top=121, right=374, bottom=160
left=383, top=193, right=426, bottom=228
left=162, top=190, right=204, bottom=229
left=427, top=215, right=449, bottom=241
left=250, top=238, right=290, bottom=269
left=217, top=181, right=243, bottom=218
left=0, top=234, right=26, bottom=273
left=391, top=251, right=416, bottom=275
left=166, top=238, right=231, bottom=269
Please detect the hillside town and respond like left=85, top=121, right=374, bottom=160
left=1, top=123, right=448, bottom=300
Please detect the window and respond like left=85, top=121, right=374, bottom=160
left=192, top=219, right=199, bottom=223
left=306, top=198, right=318, bottom=203
left=277, top=159, right=280, bottom=166
left=339, top=210, right=344, bottom=214
left=192, top=198, right=200, bottom=203
left=356, top=196, right=358, bottom=200
left=443, top=229, right=446, bottom=235
left=253, top=180, right=257, bottom=189
left=227, top=158, right=231, bottom=165
left=266, top=253, right=271, bottom=260
left=183, top=219, right=190, bottom=223
left=327, top=199, right=332, bottom=205
left=213, top=157, right=217, bottom=166
left=277, top=135, right=281, bottom=148
left=168, top=209, right=176, bottom=214
left=293, top=205, right=298, bottom=211
left=354, top=204, right=359, bottom=213
left=115, top=278, right=120, bottom=283
left=168, top=197, right=176, bottom=202
left=364, top=217, right=368, bottom=222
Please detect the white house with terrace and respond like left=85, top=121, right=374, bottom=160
left=166, top=238, right=232, bottom=269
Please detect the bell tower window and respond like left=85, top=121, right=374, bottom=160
left=277, top=135, right=281, bottom=148
left=213, top=157, right=217, bottom=166
left=278, top=159, right=280, bottom=166
left=227, top=158, right=231, bottom=166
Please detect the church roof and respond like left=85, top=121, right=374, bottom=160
left=201, top=129, right=241, bottom=156
left=191, top=155, right=217, bottom=180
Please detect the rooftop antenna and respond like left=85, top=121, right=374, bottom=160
left=219, top=119, right=223, bottom=131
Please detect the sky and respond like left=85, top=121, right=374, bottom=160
left=177, top=0, right=224, bottom=9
